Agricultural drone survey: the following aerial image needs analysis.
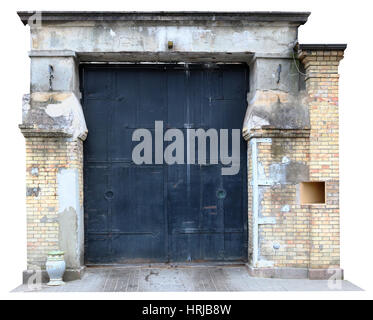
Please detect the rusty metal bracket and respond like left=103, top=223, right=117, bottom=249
left=49, top=64, right=54, bottom=91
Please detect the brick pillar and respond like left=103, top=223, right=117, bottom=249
left=299, top=44, right=346, bottom=279
left=20, top=130, right=85, bottom=283
left=20, top=51, right=87, bottom=283
left=243, top=55, right=312, bottom=278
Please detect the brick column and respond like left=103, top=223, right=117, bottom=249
left=20, top=130, right=85, bottom=282
left=243, top=54, right=312, bottom=278
left=299, top=44, right=346, bottom=279
left=20, top=51, right=87, bottom=283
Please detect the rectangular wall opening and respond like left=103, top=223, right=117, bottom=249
left=300, top=182, right=326, bottom=205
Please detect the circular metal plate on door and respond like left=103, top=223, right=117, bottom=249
left=216, top=189, right=227, bottom=199
left=104, top=191, right=114, bottom=200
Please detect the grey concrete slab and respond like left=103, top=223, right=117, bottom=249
left=12, top=266, right=362, bottom=293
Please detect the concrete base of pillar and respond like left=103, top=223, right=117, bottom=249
left=247, top=265, right=344, bottom=280
left=23, top=267, right=85, bottom=284
left=308, top=268, right=344, bottom=280
left=247, top=265, right=309, bottom=279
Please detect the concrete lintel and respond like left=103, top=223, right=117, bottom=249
left=18, top=11, right=310, bottom=26
left=78, top=51, right=255, bottom=63
left=77, top=52, right=293, bottom=63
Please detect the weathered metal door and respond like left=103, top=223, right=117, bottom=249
left=82, top=64, right=248, bottom=264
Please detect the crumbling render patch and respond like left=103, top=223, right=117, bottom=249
left=269, top=161, right=309, bottom=184
left=23, top=92, right=88, bottom=140
left=26, top=187, right=40, bottom=197
left=243, top=90, right=310, bottom=133
left=57, top=168, right=83, bottom=269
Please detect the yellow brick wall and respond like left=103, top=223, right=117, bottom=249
left=247, top=130, right=311, bottom=268
left=257, top=135, right=310, bottom=268
left=246, top=49, right=344, bottom=272
left=23, top=49, right=343, bottom=273
left=24, top=136, right=83, bottom=270
left=300, top=49, right=344, bottom=269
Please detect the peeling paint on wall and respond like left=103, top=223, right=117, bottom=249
left=269, top=161, right=309, bottom=185
left=59, top=207, right=78, bottom=268
left=243, top=89, right=309, bottom=133
left=281, top=204, right=290, bottom=212
left=30, top=167, right=39, bottom=176
left=26, top=187, right=40, bottom=197
left=23, top=92, right=88, bottom=140
left=57, top=168, right=83, bottom=269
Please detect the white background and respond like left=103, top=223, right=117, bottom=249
left=1, top=0, right=372, bottom=300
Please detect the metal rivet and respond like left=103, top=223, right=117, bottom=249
left=105, top=191, right=114, bottom=200
left=216, top=189, right=227, bottom=199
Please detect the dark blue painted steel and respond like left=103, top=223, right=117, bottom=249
left=82, top=64, right=248, bottom=264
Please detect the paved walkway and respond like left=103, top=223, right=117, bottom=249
left=13, top=266, right=362, bottom=292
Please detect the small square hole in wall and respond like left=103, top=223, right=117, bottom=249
left=300, top=182, right=326, bottom=205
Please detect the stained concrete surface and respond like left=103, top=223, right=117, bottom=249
left=13, top=266, right=362, bottom=292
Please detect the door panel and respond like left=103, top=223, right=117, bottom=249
left=82, top=64, right=248, bottom=264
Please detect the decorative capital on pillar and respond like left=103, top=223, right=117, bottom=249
left=297, top=43, right=347, bottom=78
left=20, top=92, right=88, bottom=141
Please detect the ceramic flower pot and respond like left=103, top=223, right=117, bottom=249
left=46, top=251, right=66, bottom=286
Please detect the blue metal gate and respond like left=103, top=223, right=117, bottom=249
left=82, top=64, right=248, bottom=264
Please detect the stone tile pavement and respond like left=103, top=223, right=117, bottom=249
left=13, top=265, right=362, bottom=292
